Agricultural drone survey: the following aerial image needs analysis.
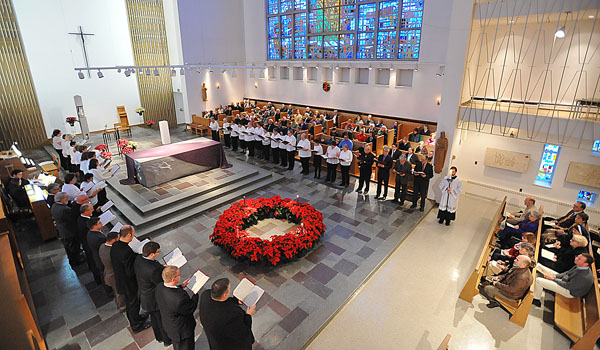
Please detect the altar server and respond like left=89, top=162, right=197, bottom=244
left=437, top=166, right=462, bottom=226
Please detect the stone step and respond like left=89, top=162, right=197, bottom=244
left=124, top=173, right=284, bottom=238
left=106, top=171, right=275, bottom=227
left=106, top=168, right=258, bottom=213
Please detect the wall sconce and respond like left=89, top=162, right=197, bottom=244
left=254, top=82, right=258, bottom=88
left=436, top=98, right=441, bottom=105
left=216, top=82, right=220, bottom=89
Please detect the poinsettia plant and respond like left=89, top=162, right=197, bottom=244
left=146, top=120, right=155, bottom=128
left=210, top=196, right=326, bottom=266
left=100, top=151, right=112, bottom=160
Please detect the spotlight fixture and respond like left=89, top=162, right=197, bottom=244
left=171, top=68, right=177, bottom=77
left=139, top=68, right=143, bottom=74
left=117, top=68, right=122, bottom=73
left=153, top=68, right=159, bottom=76
left=179, top=68, right=185, bottom=75
left=368, top=65, right=373, bottom=70
left=435, top=65, right=445, bottom=77
left=124, top=69, right=131, bottom=77
left=209, top=67, right=214, bottom=73
left=389, top=67, right=394, bottom=71
left=413, top=64, right=419, bottom=72
left=97, top=70, right=104, bottom=78
left=335, top=65, right=339, bottom=70
left=78, top=71, right=85, bottom=79
left=555, top=11, right=570, bottom=39
left=221, top=69, right=226, bottom=74
left=146, top=68, right=151, bottom=76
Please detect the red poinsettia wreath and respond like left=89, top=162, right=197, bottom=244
left=210, top=196, right=325, bottom=266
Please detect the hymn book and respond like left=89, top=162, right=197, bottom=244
left=129, top=237, right=151, bottom=254
left=110, top=221, right=123, bottom=233
left=99, top=210, right=116, bottom=226
left=110, top=164, right=120, bottom=175
left=100, top=200, right=114, bottom=213
left=541, top=249, right=556, bottom=261
left=505, top=222, right=516, bottom=229
left=233, top=278, right=264, bottom=307
left=163, top=247, right=187, bottom=268
left=186, top=269, right=210, bottom=294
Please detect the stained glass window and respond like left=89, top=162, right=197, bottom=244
left=534, top=144, right=561, bottom=187
left=266, top=0, right=423, bottom=61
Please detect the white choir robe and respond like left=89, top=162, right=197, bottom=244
left=438, top=175, right=463, bottom=213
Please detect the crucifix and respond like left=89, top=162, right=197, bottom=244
left=68, top=26, right=94, bottom=77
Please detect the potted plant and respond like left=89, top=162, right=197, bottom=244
left=146, top=120, right=155, bottom=129
left=66, top=116, right=77, bottom=126
left=135, top=107, right=145, bottom=116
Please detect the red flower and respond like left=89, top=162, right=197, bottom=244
left=95, top=144, right=108, bottom=152
left=210, top=196, right=325, bottom=266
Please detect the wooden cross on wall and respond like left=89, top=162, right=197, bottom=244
left=68, top=26, right=94, bottom=77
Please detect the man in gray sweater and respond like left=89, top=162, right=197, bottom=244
left=533, top=253, right=595, bottom=307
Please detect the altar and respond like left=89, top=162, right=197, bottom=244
left=119, top=138, right=229, bottom=187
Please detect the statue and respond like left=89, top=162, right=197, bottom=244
left=201, top=83, right=208, bottom=102
left=434, top=131, right=448, bottom=174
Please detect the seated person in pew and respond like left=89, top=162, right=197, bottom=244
left=425, top=132, right=436, bottom=146
left=542, top=212, right=588, bottom=243
left=406, top=147, right=419, bottom=164
left=486, top=241, right=535, bottom=276
left=542, top=201, right=586, bottom=232
left=338, top=135, right=353, bottom=151
left=398, top=136, right=410, bottom=151
left=415, top=141, right=426, bottom=154
left=366, top=115, right=375, bottom=126
left=496, top=211, right=540, bottom=248
left=539, top=235, right=589, bottom=274
left=479, top=255, right=533, bottom=309
left=533, top=253, right=595, bottom=307
left=506, top=197, right=537, bottom=225
left=46, top=183, right=61, bottom=207
left=375, top=119, right=384, bottom=128
left=419, top=124, right=431, bottom=136
left=356, top=129, right=367, bottom=142
left=408, top=128, right=421, bottom=142
left=377, top=126, right=388, bottom=144
left=354, top=121, right=364, bottom=132
left=7, top=169, right=31, bottom=208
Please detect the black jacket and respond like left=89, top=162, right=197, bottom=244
left=155, top=283, right=199, bottom=342
left=376, top=154, right=393, bottom=176
left=394, top=160, right=412, bottom=185
left=110, top=240, right=139, bottom=295
left=199, top=290, right=254, bottom=350
left=134, top=255, right=164, bottom=312
left=78, top=216, right=90, bottom=244
left=413, top=161, right=434, bottom=182
left=358, top=152, right=375, bottom=170
left=87, top=230, right=106, bottom=272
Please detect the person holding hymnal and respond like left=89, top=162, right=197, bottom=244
left=261, top=126, right=271, bottom=162
left=313, top=138, right=325, bottom=179
left=374, top=146, right=393, bottom=200
left=279, top=128, right=289, bottom=168
left=199, top=278, right=255, bottom=350
left=271, top=129, right=282, bottom=165
left=285, top=129, right=297, bottom=171
left=325, top=139, right=340, bottom=183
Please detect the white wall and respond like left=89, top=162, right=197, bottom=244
left=13, top=0, right=142, bottom=137
left=163, top=0, right=189, bottom=124
left=177, top=0, right=247, bottom=115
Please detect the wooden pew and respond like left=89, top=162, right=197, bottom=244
left=325, top=119, right=334, bottom=132
left=218, top=113, right=227, bottom=122
left=554, top=240, right=600, bottom=349
left=459, top=197, right=508, bottom=302
left=313, top=124, right=323, bottom=138
left=493, top=206, right=544, bottom=327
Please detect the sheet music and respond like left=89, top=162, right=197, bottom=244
left=110, top=164, right=120, bottom=175
left=100, top=200, right=114, bottom=213
left=505, top=222, right=516, bottom=229
left=99, top=210, right=116, bottom=226
left=129, top=237, right=150, bottom=254
left=233, top=278, right=264, bottom=307
left=88, top=181, right=106, bottom=194
left=541, top=249, right=556, bottom=261
left=110, top=221, right=123, bottom=233
left=187, top=270, right=209, bottom=294
left=163, top=247, right=187, bottom=268
left=543, top=220, right=554, bottom=226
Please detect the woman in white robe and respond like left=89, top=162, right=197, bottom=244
left=437, top=166, right=462, bottom=226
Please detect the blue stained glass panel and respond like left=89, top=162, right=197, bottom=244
left=376, top=30, right=396, bottom=58
left=309, top=9, right=324, bottom=33
left=340, top=5, right=356, bottom=30
left=534, top=144, right=561, bottom=187
left=357, top=32, right=374, bottom=58
left=324, top=34, right=339, bottom=58
left=398, top=29, right=420, bottom=59
left=401, top=0, right=423, bottom=29
left=295, top=12, right=307, bottom=35
left=309, top=0, right=324, bottom=9
left=324, top=6, right=340, bottom=32
left=268, top=16, right=280, bottom=38
left=308, top=36, right=323, bottom=58
left=281, top=37, right=293, bottom=58
left=294, top=36, right=307, bottom=58
left=378, top=1, right=398, bottom=30
left=281, top=15, right=293, bottom=36
left=358, top=3, right=376, bottom=31
left=339, top=33, right=354, bottom=58
left=281, top=0, right=293, bottom=12
left=295, top=0, right=307, bottom=10
left=268, top=0, right=279, bottom=15
left=268, top=39, right=281, bottom=59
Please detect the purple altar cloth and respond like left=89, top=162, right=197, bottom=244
left=119, top=139, right=230, bottom=185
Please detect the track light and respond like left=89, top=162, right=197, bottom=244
left=180, top=68, right=185, bottom=75
left=368, top=65, right=373, bottom=70
left=413, top=64, right=419, bottom=72
left=78, top=71, right=84, bottom=79
left=153, top=68, right=159, bottom=76
left=97, top=70, right=104, bottom=78
left=146, top=68, right=151, bottom=76
left=221, top=69, right=226, bottom=74
left=335, top=65, right=339, bottom=70
left=139, top=68, right=143, bottom=74
left=436, top=65, right=445, bottom=77
left=124, top=69, right=131, bottom=77
left=555, top=26, right=565, bottom=38
left=209, top=67, right=213, bottom=73
left=171, top=68, right=177, bottom=77
left=117, top=68, right=121, bottom=73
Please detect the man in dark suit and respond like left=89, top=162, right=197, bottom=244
left=51, top=192, right=81, bottom=266
left=110, top=225, right=150, bottom=333
left=155, top=266, right=199, bottom=350
left=79, top=203, right=103, bottom=285
left=389, top=144, right=401, bottom=160
left=199, top=278, right=255, bottom=350
left=543, top=201, right=586, bottom=232
left=411, top=156, right=434, bottom=211
left=45, top=183, right=60, bottom=207
left=392, top=155, right=412, bottom=205
left=356, top=145, right=375, bottom=194
left=99, top=231, right=126, bottom=311
left=86, top=216, right=106, bottom=287
left=134, top=242, right=170, bottom=346
left=375, top=146, right=393, bottom=200
left=406, top=147, right=418, bottom=164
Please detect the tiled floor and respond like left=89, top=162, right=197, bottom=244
left=246, top=219, right=299, bottom=239
left=21, top=126, right=434, bottom=350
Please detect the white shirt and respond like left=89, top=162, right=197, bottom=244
left=271, top=133, right=281, bottom=148
left=73, top=151, right=82, bottom=165
left=254, top=127, right=264, bottom=141
left=91, top=167, right=112, bottom=183
left=245, top=127, right=254, bottom=142
left=231, top=124, right=239, bottom=137
left=313, top=144, right=323, bottom=156
left=62, top=140, right=71, bottom=157
left=262, top=131, right=271, bottom=145
left=326, top=146, right=340, bottom=164
left=339, top=149, right=353, bottom=166
left=209, top=120, right=219, bottom=131
left=62, top=183, right=81, bottom=201
left=239, top=126, right=246, bottom=140
left=297, top=139, right=311, bottom=158
left=80, top=159, right=91, bottom=174
left=223, top=122, right=230, bottom=134
left=68, top=146, right=76, bottom=162
left=279, top=134, right=287, bottom=149
left=52, top=136, right=62, bottom=150
left=285, top=134, right=296, bottom=151
left=80, top=182, right=98, bottom=206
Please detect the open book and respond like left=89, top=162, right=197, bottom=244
left=110, top=221, right=123, bottom=233
left=233, top=278, right=264, bottom=307
left=99, top=210, right=116, bottom=226
left=541, top=249, right=556, bottom=261
left=100, top=200, right=114, bottom=213
left=85, top=181, right=106, bottom=195
left=505, top=222, right=516, bottom=229
left=543, top=220, right=555, bottom=226
left=186, top=269, right=210, bottom=294
left=110, top=164, right=120, bottom=175
left=129, top=237, right=151, bottom=254
left=163, top=247, right=187, bottom=268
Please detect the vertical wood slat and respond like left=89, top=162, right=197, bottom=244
left=125, top=0, right=176, bottom=126
left=0, top=0, right=47, bottom=149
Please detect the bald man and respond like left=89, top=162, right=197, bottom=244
left=507, top=197, right=537, bottom=225
left=478, top=255, right=533, bottom=308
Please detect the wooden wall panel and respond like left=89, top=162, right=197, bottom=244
left=0, top=0, right=47, bottom=149
left=484, top=148, right=531, bottom=173
left=565, top=162, right=600, bottom=189
left=125, top=0, right=176, bottom=125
